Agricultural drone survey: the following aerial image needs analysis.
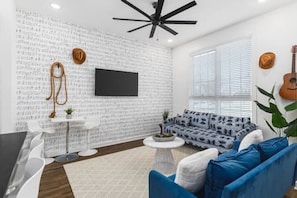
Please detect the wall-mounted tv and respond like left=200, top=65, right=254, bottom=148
left=95, top=68, right=138, bottom=96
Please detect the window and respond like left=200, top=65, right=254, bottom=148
left=190, top=39, right=252, bottom=117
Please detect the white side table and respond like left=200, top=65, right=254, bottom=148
left=51, top=117, right=85, bottom=162
left=143, top=136, right=185, bottom=175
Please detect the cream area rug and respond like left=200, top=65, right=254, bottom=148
left=64, top=145, right=199, bottom=198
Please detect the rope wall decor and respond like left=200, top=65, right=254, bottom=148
left=46, top=62, right=68, bottom=118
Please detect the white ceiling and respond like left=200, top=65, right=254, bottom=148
left=15, top=0, right=296, bottom=48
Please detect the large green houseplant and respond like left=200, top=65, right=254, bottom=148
left=254, top=85, right=297, bottom=137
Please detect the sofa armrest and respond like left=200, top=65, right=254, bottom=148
left=235, top=123, right=256, bottom=140
left=149, top=170, right=197, bottom=198
left=222, top=143, right=297, bottom=198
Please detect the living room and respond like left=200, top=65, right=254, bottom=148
left=1, top=0, right=297, bottom=197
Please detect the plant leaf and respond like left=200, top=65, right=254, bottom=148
left=285, top=123, right=297, bottom=136
left=256, top=85, right=275, bottom=100
left=270, top=102, right=282, bottom=114
left=265, top=120, right=277, bottom=134
left=272, top=113, right=288, bottom=128
left=285, top=100, right=297, bottom=111
left=254, top=101, right=273, bottom=113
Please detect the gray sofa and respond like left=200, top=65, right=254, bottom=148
left=163, top=110, right=256, bottom=153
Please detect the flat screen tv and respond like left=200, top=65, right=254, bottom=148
left=95, top=68, right=138, bottom=96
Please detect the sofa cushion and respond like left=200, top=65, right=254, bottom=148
left=238, top=129, right=263, bottom=151
left=209, top=114, right=250, bottom=131
left=204, top=145, right=261, bottom=198
left=174, top=115, right=190, bottom=127
left=183, top=110, right=210, bottom=129
left=215, top=121, right=243, bottom=136
left=257, top=137, right=288, bottom=161
left=174, top=148, right=219, bottom=194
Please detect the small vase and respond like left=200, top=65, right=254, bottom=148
left=66, top=114, right=72, bottom=119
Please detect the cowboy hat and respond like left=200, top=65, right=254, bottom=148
left=259, top=52, right=275, bottom=69
left=72, top=48, right=86, bottom=64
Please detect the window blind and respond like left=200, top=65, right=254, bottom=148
left=190, top=39, right=252, bottom=117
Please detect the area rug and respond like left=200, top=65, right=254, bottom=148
left=64, top=145, right=199, bottom=198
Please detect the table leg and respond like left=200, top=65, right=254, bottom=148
left=152, top=148, right=176, bottom=175
left=55, top=122, right=78, bottom=163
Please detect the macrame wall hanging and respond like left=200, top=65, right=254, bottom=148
left=46, top=62, right=68, bottom=118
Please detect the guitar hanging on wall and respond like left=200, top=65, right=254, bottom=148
left=279, top=45, right=297, bottom=100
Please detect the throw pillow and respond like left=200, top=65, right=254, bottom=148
left=174, top=148, right=219, bottom=194
left=238, top=129, right=263, bottom=151
left=204, top=145, right=261, bottom=198
left=257, top=137, right=288, bottom=161
left=174, top=115, right=190, bottom=127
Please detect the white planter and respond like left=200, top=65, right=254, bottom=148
left=66, top=114, right=72, bottom=119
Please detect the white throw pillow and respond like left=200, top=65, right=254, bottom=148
left=174, top=148, right=218, bottom=193
left=238, top=129, right=263, bottom=151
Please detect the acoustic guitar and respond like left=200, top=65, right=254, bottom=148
left=279, top=45, right=297, bottom=100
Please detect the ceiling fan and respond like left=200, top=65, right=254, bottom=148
left=113, top=0, right=197, bottom=38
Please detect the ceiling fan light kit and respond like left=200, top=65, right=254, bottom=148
left=113, top=0, right=197, bottom=38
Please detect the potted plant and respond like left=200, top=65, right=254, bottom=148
left=65, top=107, right=74, bottom=119
left=254, top=85, right=297, bottom=140
left=162, top=109, right=169, bottom=121
left=159, top=109, right=170, bottom=135
left=154, top=109, right=174, bottom=142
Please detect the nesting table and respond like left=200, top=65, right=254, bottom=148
left=143, top=136, right=185, bottom=175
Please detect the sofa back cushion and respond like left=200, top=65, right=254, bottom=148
left=257, top=137, right=288, bottom=161
left=174, top=115, right=190, bottom=127
left=204, top=145, right=261, bottom=198
left=174, top=148, right=219, bottom=194
left=209, top=114, right=251, bottom=136
left=183, top=110, right=210, bottom=129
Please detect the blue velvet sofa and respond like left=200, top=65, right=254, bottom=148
left=163, top=110, right=256, bottom=153
left=149, top=137, right=297, bottom=198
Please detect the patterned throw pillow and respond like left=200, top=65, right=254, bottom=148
left=174, top=115, right=190, bottom=127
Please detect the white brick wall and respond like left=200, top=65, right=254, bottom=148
left=16, top=10, right=173, bottom=157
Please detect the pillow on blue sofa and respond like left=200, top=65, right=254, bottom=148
left=174, top=115, right=190, bottom=127
left=204, top=145, right=261, bottom=198
left=238, top=129, right=263, bottom=151
left=174, top=148, right=219, bottom=194
left=257, top=137, right=288, bottom=161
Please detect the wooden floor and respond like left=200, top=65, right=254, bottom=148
left=38, top=139, right=144, bottom=198
left=38, top=139, right=297, bottom=198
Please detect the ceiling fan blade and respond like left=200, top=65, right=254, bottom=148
left=159, top=24, right=178, bottom=35
left=160, top=1, right=197, bottom=21
left=113, top=18, right=151, bottom=22
left=163, top=20, right=197, bottom=24
left=128, top=23, right=152, bottom=33
left=155, top=0, right=164, bottom=20
left=149, top=25, right=157, bottom=38
left=121, top=0, right=152, bottom=20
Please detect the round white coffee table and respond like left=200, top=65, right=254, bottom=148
left=143, top=136, right=185, bottom=175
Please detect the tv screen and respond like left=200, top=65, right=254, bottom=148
left=95, top=68, right=138, bottom=96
